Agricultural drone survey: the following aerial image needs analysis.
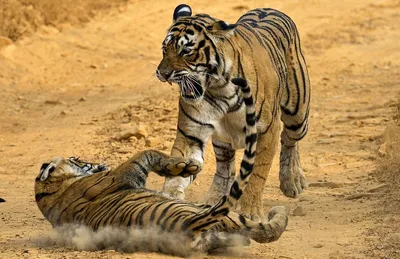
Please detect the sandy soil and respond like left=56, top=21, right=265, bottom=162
left=0, top=0, right=400, bottom=258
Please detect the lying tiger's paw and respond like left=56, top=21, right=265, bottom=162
left=161, top=157, right=202, bottom=177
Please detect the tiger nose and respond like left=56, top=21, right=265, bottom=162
left=157, top=68, right=173, bottom=81
left=162, top=70, right=173, bottom=80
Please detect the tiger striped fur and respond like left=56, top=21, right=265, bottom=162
left=157, top=5, right=311, bottom=220
left=34, top=78, right=288, bottom=253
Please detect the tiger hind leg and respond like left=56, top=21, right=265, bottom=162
left=279, top=36, right=311, bottom=198
left=191, top=206, right=288, bottom=251
left=204, top=139, right=236, bottom=205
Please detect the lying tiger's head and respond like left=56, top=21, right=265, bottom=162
left=35, top=157, right=107, bottom=184
left=157, top=4, right=237, bottom=102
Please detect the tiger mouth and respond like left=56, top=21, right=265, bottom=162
left=176, top=77, right=204, bottom=100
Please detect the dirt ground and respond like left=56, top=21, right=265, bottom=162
left=1, top=0, right=400, bottom=258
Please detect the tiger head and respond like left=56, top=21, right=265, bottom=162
left=36, top=157, right=107, bottom=183
left=157, top=4, right=237, bottom=102
left=35, top=157, right=108, bottom=200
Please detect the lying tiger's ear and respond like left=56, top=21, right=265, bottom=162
left=173, top=4, right=192, bottom=22
left=208, top=20, right=237, bottom=36
left=39, top=163, right=55, bottom=181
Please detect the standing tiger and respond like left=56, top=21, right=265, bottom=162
left=34, top=78, right=288, bottom=253
left=157, top=5, right=311, bottom=220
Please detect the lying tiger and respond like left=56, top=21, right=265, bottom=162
left=157, top=5, right=311, bottom=220
left=34, top=79, right=288, bottom=253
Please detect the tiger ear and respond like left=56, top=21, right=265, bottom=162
left=173, top=4, right=192, bottom=22
left=39, top=163, right=55, bottom=181
left=208, top=20, right=237, bottom=35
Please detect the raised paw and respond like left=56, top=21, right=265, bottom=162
left=161, top=157, right=202, bottom=177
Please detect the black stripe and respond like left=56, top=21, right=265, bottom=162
left=177, top=127, right=204, bottom=150
left=156, top=202, right=180, bottom=226
left=191, top=219, right=220, bottom=231
left=246, top=114, right=256, bottom=126
left=244, top=149, right=256, bottom=158
left=179, top=103, right=214, bottom=129
left=149, top=201, right=168, bottom=224
left=132, top=161, right=149, bottom=175
left=229, top=181, right=242, bottom=199
left=240, top=160, right=254, bottom=173
left=35, top=191, right=57, bottom=202
left=243, top=96, right=253, bottom=105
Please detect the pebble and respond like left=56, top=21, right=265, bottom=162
left=299, top=195, right=312, bottom=202
left=116, top=131, right=136, bottom=141
left=133, top=125, right=148, bottom=139
left=378, top=143, right=387, bottom=156
left=314, top=243, right=324, bottom=248
left=145, top=137, right=160, bottom=147
left=292, top=205, right=306, bottom=216
left=44, top=100, right=63, bottom=105
left=0, top=36, right=12, bottom=49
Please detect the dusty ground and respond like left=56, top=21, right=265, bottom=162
left=1, top=0, right=400, bottom=258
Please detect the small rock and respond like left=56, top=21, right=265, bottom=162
left=45, top=100, right=63, bottom=105
left=292, top=205, right=306, bottom=216
left=116, top=131, right=136, bottom=141
left=116, top=149, right=131, bottom=154
left=299, top=195, right=312, bottom=202
left=314, top=243, right=324, bottom=248
left=133, top=125, right=148, bottom=139
left=60, top=111, right=67, bottom=116
left=355, top=120, right=363, bottom=127
left=145, top=137, right=160, bottom=147
left=378, top=143, right=387, bottom=156
left=0, top=198, right=5, bottom=203
left=80, top=122, right=94, bottom=125
left=0, top=36, right=12, bottom=49
left=79, top=97, right=87, bottom=102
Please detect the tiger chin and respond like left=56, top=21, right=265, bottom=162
left=34, top=79, right=288, bottom=254
left=157, top=4, right=311, bottom=220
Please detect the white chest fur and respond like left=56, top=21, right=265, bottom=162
left=212, top=106, right=246, bottom=149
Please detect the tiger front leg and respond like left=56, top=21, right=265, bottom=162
left=163, top=130, right=209, bottom=200
left=116, top=150, right=201, bottom=189
left=158, top=156, right=202, bottom=178
left=204, top=139, right=236, bottom=205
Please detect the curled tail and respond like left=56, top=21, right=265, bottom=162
left=184, top=77, right=257, bottom=230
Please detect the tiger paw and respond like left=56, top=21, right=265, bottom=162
left=161, top=157, right=202, bottom=177
left=279, top=145, right=308, bottom=198
left=236, top=192, right=265, bottom=222
left=280, top=168, right=307, bottom=198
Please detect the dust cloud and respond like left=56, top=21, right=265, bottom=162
left=35, top=224, right=249, bottom=257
